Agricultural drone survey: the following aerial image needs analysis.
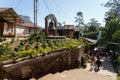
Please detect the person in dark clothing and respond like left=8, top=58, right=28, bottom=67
left=96, top=58, right=102, bottom=70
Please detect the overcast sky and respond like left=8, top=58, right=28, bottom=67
left=0, top=0, right=109, bottom=27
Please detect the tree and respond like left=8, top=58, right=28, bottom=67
left=100, top=14, right=120, bottom=43
left=83, top=18, right=100, bottom=39
left=62, top=21, right=66, bottom=25
left=100, top=0, right=120, bottom=43
left=75, top=11, right=84, bottom=29
left=112, top=30, right=120, bottom=43
left=88, top=26, right=98, bottom=32
left=104, top=0, right=120, bottom=17
left=88, top=18, right=101, bottom=28
left=87, top=18, right=100, bottom=32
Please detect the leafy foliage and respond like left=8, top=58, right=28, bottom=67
left=100, top=1, right=120, bottom=78
left=100, top=0, right=120, bottom=43
left=104, top=0, right=120, bottom=17
left=112, top=30, right=120, bottom=43
left=0, top=37, right=6, bottom=42
left=0, top=30, right=87, bottom=62
left=75, top=11, right=84, bottom=29
left=0, top=43, right=13, bottom=55
left=88, top=18, right=101, bottom=27
left=85, top=32, right=99, bottom=39
left=25, top=44, right=31, bottom=50
left=83, top=18, right=100, bottom=39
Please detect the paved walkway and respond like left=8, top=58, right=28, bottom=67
left=31, top=57, right=117, bottom=80
left=84, top=57, right=117, bottom=80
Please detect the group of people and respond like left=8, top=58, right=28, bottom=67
left=89, top=50, right=102, bottom=71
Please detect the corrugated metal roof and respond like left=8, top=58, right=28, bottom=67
left=57, top=25, right=74, bottom=30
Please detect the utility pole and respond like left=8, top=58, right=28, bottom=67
left=34, top=0, right=38, bottom=34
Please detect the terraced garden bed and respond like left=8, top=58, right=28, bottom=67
left=0, top=31, right=90, bottom=79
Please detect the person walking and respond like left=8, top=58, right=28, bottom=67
left=90, top=56, right=97, bottom=71
left=96, top=58, right=102, bottom=70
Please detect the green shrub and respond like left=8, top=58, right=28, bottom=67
left=41, top=42, right=48, bottom=48
left=29, top=40, right=34, bottom=45
left=85, top=32, right=98, bottom=39
left=24, top=39, right=28, bottom=43
left=16, top=49, right=33, bottom=58
left=19, top=42, right=24, bottom=46
left=0, top=37, right=4, bottom=42
left=37, top=47, right=44, bottom=53
left=14, top=45, right=23, bottom=52
left=0, top=33, right=87, bottom=62
left=0, top=54, right=9, bottom=62
left=0, top=43, right=12, bottom=55
left=36, top=42, right=41, bottom=46
left=31, top=49, right=39, bottom=57
left=25, top=44, right=31, bottom=50
left=35, top=45, right=40, bottom=50
left=18, top=45, right=22, bottom=49
left=14, top=47, right=19, bottom=52
left=29, top=34, right=36, bottom=41
left=15, top=49, right=39, bottom=58
left=43, top=47, right=51, bottom=53
left=11, top=38, right=15, bottom=43
left=3, top=37, right=6, bottom=41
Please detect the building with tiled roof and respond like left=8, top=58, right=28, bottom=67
left=0, top=8, right=40, bottom=37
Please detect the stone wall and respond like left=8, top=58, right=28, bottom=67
left=0, top=46, right=83, bottom=80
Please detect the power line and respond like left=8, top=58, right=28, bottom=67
left=38, top=0, right=48, bottom=17
left=14, top=0, right=22, bottom=9
left=50, top=0, right=74, bottom=22
left=42, top=0, right=52, bottom=14
left=40, top=0, right=72, bottom=23
left=45, top=0, right=72, bottom=23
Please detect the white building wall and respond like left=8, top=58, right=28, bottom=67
left=16, top=25, right=30, bottom=36
left=16, top=25, right=38, bottom=37
left=3, top=22, right=14, bottom=35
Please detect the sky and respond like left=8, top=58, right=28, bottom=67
left=0, top=0, right=109, bottom=28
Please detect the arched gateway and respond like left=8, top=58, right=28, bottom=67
left=45, top=14, right=57, bottom=36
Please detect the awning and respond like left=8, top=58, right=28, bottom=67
left=85, top=38, right=97, bottom=43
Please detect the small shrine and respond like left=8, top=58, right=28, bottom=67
left=45, top=14, right=57, bottom=36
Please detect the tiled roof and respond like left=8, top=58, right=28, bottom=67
left=17, top=23, right=39, bottom=28
left=0, top=8, right=24, bottom=23
left=0, top=8, right=40, bottom=29
left=0, top=8, right=9, bottom=12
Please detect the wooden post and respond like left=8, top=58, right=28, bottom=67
left=34, top=0, right=38, bottom=34
left=14, top=17, right=16, bottom=37
left=45, top=17, right=48, bottom=36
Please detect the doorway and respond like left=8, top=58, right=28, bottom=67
left=0, top=22, right=4, bottom=37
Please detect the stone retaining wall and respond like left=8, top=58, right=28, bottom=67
left=0, top=46, right=83, bottom=80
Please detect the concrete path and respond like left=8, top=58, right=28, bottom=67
left=31, top=57, right=117, bottom=80
left=84, top=57, right=117, bottom=80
